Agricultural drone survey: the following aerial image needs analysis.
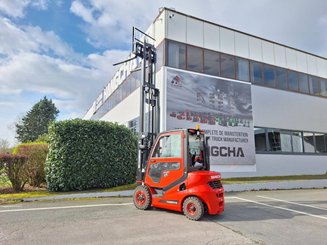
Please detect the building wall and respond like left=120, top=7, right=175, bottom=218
left=252, top=85, right=327, bottom=132
left=100, top=87, right=140, bottom=124
left=222, top=154, right=327, bottom=178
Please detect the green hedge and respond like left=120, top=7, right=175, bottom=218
left=45, top=119, right=137, bottom=191
left=13, top=142, right=48, bottom=187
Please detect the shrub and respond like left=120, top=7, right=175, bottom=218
left=45, top=119, right=138, bottom=191
left=13, top=142, right=48, bottom=187
left=36, top=133, right=49, bottom=143
left=0, top=154, right=28, bottom=192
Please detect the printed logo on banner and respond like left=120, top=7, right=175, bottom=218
left=166, top=68, right=256, bottom=165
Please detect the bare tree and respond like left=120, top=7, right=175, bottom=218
left=0, top=138, right=10, bottom=153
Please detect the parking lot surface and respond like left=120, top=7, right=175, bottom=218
left=0, top=189, right=326, bottom=244
left=215, top=189, right=327, bottom=245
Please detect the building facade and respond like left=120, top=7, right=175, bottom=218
left=84, top=8, right=327, bottom=178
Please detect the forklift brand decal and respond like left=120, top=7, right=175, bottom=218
left=166, top=68, right=256, bottom=166
left=210, top=175, right=221, bottom=180
left=163, top=170, right=169, bottom=177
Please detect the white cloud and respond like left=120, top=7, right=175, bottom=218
left=24, top=25, right=77, bottom=58
left=70, top=0, right=327, bottom=56
left=0, top=48, right=128, bottom=144
left=0, top=0, right=29, bottom=18
left=30, top=0, right=48, bottom=10
left=0, top=18, right=38, bottom=54
left=0, top=0, right=49, bottom=18
left=0, top=18, right=78, bottom=60
left=0, top=11, right=130, bottom=144
left=0, top=49, right=128, bottom=106
left=70, top=1, right=94, bottom=23
left=70, top=0, right=158, bottom=48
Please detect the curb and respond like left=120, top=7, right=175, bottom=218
left=22, top=190, right=134, bottom=202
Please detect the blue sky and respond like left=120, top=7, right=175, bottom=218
left=0, top=0, right=327, bottom=145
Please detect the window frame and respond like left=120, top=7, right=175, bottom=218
left=255, top=126, right=327, bottom=155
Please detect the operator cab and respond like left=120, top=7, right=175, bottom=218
left=145, top=126, right=210, bottom=188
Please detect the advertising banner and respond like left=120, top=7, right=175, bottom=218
left=166, top=68, right=255, bottom=165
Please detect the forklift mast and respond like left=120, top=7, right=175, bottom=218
left=132, top=28, right=160, bottom=182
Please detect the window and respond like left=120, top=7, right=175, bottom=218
left=276, top=67, right=288, bottom=90
left=204, top=50, right=220, bottom=76
left=266, top=129, right=302, bottom=152
left=298, top=73, right=309, bottom=94
left=255, top=127, right=327, bottom=154
left=267, top=129, right=281, bottom=151
left=128, top=118, right=139, bottom=134
left=167, top=40, right=186, bottom=69
left=291, top=131, right=303, bottom=152
left=236, top=58, right=250, bottom=82
left=187, top=45, right=203, bottom=73
left=315, top=133, right=327, bottom=153
left=135, top=75, right=141, bottom=89
left=309, top=76, right=321, bottom=95
left=162, top=39, right=327, bottom=106
left=156, top=41, right=164, bottom=70
left=303, top=132, right=315, bottom=153
left=117, top=86, right=122, bottom=103
left=279, top=131, right=293, bottom=152
left=220, top=53, right=235, bottom=79
left=148, top=162, right=180, bottom=183
left=250, top=61, right=263, bottom=84
left=152, top=134, right=181, bottom=158
left=254, top=128, right=266, bottom=151
left=264, top=65, right=276, bottom=87
left=288, top=71, right=298, bottom=91
left=320, top=79, right=327, bottom=97
left=121, top=82, right=127, bottom=99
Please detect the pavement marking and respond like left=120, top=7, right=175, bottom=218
left=1, top=205, right=23, bottom=208
left=0, top=203, right=133, bottom=213
left=233, top=197, right=327, bottom=221
left=257, top=195, right=327, bottom=211
left=224, top=197, right=237, bottom=200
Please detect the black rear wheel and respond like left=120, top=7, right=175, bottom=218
left=133, top=185, right=152, bottom=210
left=182, top=196, right=204, bottom=221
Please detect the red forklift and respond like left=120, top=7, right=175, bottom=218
left=123, top=28, right=224, bottom=221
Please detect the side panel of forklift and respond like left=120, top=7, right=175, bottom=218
left=150, top=171, right=224, bottom=215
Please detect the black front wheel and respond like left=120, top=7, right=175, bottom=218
left=133, top=185, right=152, bottom=210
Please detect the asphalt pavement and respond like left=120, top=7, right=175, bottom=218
left=0, top=197, right=254, bottom=245
left=1, top=189, right=326, bottom=245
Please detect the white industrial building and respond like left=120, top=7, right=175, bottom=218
left=84, top=8, right=327, bottom=178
